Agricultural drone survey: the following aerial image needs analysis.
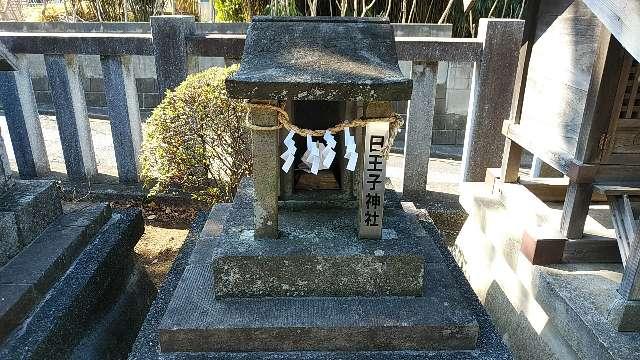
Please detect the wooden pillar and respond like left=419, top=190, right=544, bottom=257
left=402, top=61, right=437, bottom=199
left=560, top=181, right=594, bottom=239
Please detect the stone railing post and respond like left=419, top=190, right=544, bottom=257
left=100, top=55, right=143, bottom=183
left=150, top=15, right=196, bottom=98
left=402, top=61, right=438, bottom=199
left=44, top=54, right=97, bottom=180
left=0, top=56, right=49, bottom=178
left=461, top=19, right=524, bottom=182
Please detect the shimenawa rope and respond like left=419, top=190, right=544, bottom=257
left=243, top=103, right=403, bottom=158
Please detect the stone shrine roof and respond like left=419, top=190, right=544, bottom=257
left=226, top=16, right=412, bottom=101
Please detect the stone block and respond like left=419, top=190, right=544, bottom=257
left=0, top=212, right=19, bottom=266
left=456, top=129, right=466, bottom=145
left=30, top=77, right=49, bottom=91
left=433, top=113, right=447, bottom=130
left=34, top=91, right=52, bottom=106
left=0, top=209, right=144, bottom=360
left=200, top=181, right=439, bottom=298
left=88, top=77, right=104, bottom=92
left=84, top=92, right=107, bottom=108
left=159, top=262, right=477, bottom=353
left=142, top=93, right=160, bottom=108
left=435, top=98, right=447, bottom=115
left=445, top=114, right=467, bottom=130
left=432, top=130, right=457, bottom=145
left=135, top=78, right=157, bottom=93
left=0, top=284, right=37, bottom=343
left=0, top=180, right=62, bottom=252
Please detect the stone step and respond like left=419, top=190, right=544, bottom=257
left=158, top=262, right=479, bottom=353
left=0, top=180, right=62, bottom=266
left=0, top=202, right=111, bottom=342
left=0, top=209, right=144, bottom=359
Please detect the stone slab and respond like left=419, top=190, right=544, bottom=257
left=0, top=180, right=62, bottom=266
left=0, top=203, right=110, bottom=343
left=159, top=262, right=477, bottom=353
left=0, top=284, right=37, bottom=343
left=226, top=16, right=412, bottom=101
left=207, top=180, right=440, bottom=298
left=0, top=209, right=144, bottom=359
left=130, top=212, right=511, bottom=360
left=538, top=263, right=640, bottom=359
left=455, top=182, right=640, bottom=360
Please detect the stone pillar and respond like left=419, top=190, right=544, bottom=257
left=44, top=54, right=97, bottom=180
left=402, top=61, right=438, bottom=199
left=461, top=19, right=524, bottom=182
left=249, top=102, right=279, bottom=238
left=150, top=15, right=196, bottom=98
left=0, top=58, right=49, bottom=178
left=100, top=55, right=143, bottom=183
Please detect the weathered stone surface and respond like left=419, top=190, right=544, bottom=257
left=159, top=262, right=477, bottom=353
left=0, top=284, right=37, bottom=343
left=100, top=55, right=143, bottom=183
left=0, top=203, right=110, bottom=344
left=130, top=211, right=511, bottom=359
left=0, top=64, right=50, bottom=177
left=0, top=209, right=144, bottom=359
left=150, top=15, right=195, bottom=97
left=461, top=19, right=524, bottom=182
left=403, top=61, right=438, bottom=200
left=207, top=179, right=436, bottom=298
left=227, top=16, right=412, bottom=101
left=456, top=183, right=640, bottom=360
left=247, top=104, right=279, bottom=238
left=44, top=54, right=97, bottom=180
left=0, top=180, right=62, bottom=265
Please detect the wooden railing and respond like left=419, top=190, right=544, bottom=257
left=0, top=16, right=523, bottom=197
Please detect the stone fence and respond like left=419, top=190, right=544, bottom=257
left=0, top=21, right=472, bottom=145
left=0, top=16, right=523, bottom=194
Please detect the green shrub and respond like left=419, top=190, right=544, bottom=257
left=214, top=0, right=245, bottom=22
left=140, top=65, right=251, bottom=203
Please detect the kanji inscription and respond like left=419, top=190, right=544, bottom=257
left=359, top=122, right=389, bottom=239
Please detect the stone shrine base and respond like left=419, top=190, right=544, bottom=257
left=155, top=179, right=481, bottom=356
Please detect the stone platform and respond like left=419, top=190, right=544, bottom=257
left=157, top=180, right=480, bottom=354
left=455, top=182, right=640, bottom=360
left=208, top=182, right=436, bottom=298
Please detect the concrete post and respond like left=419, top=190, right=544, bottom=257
left=402, top=61, right=438, bottom=199
left=248, top=101, right=279, bottom=238
left=100, top=55, right=143, bottom=183
left=44, top=54, right=97, bottom=180
left=461, top=19, right=524, bottom=182
left=150, top=15, right=196, bottom=98
left=0, top=58, right=49, bottom=178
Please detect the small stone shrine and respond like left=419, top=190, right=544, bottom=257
left=158, top=16, right=479, bottom=355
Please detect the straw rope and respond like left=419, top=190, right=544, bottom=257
left=244, top=103, right=403, bottom=158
